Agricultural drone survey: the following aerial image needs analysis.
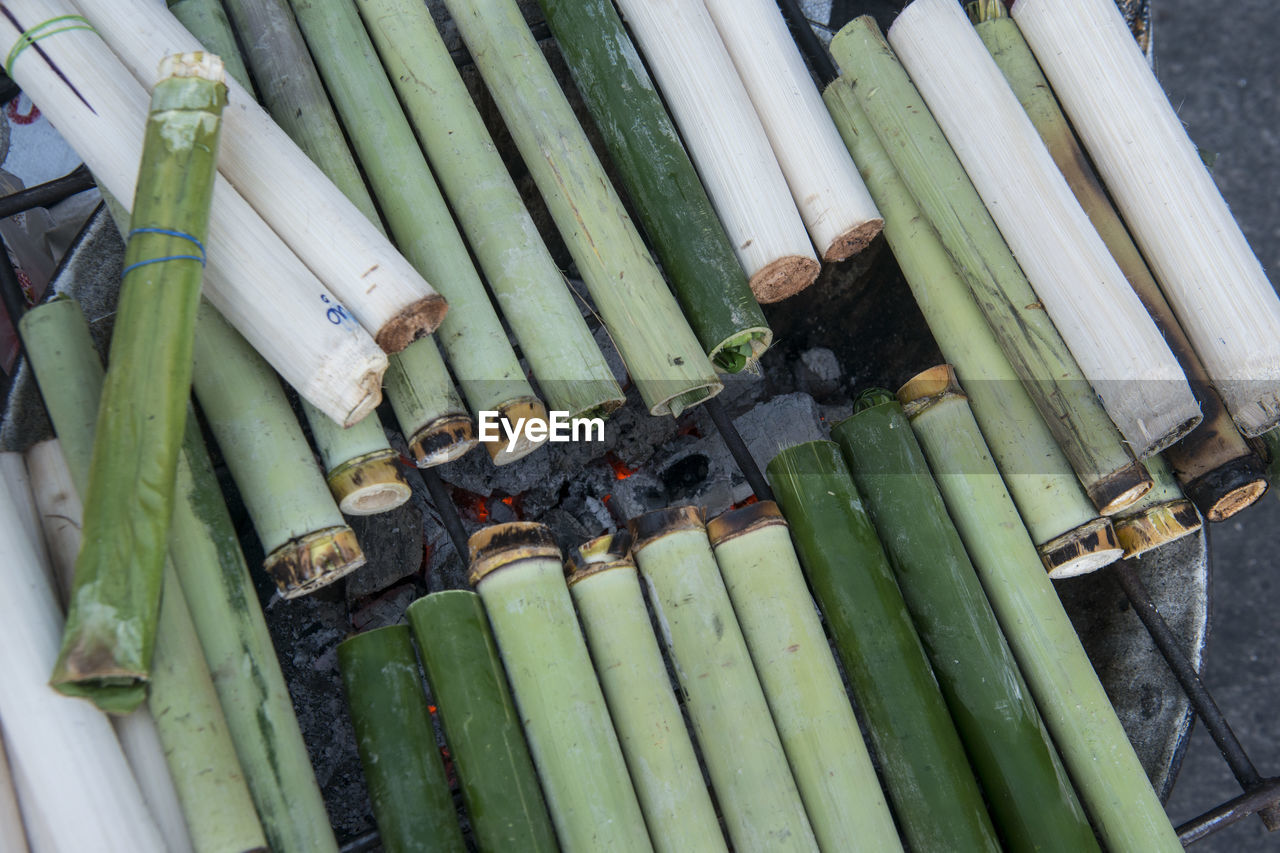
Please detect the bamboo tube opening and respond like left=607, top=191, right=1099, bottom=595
left=265, top=525, right=365, bottom=598
left=1087, top=463, right=1155, bottom=516
left=1113, top=501, right=1202, bottom=559
left=565, top=531, right=634, bottom=586
left=326, top=450, right=411, bottom=516
left=408, top=414, right=477, bottom=468
left=483, top=397, right=549, bottom=466
left=749, top=255, right=822, bottom=304
left=706, top=500, right=786, bottom=546
left=822, top=218, right=884, bottom=263
left=1038, top=517, right=1123, bottom=579
left=1186, top=455, right=1269, bottom=522
left=373, top=295, right=450, bottom=352
left=468, top=522, right=562, bottom=586
left=628, top=505, right=707, bottom=552
left=659, top=381, right=723, bottom=419
left=710, top=327, right=773, bottom=375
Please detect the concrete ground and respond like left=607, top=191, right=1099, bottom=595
left=1154, top=0, right=1280, bottom=847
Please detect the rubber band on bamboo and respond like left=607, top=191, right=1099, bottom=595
left=121, top=227, right=207, bottom=277
left=5, top=15, right=95, bottom=78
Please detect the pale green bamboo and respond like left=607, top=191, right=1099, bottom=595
left=707, top=502, right=901, bottom=853
left=385, top=338, right=477, bottom=467
left=821, top=79, right=1120, bottom=577
left=166, top=0, right=254, bottom=94
left=442, top=0, right=722, bottom=416
left=897, top=372, right=1182, bottom=853
left=469, top=523, right=652, bottom=852
left=566, top=534, right=726, bottom=853
left=191, top=300, right=364, bottom=597
left=355, top=0, right=624, bottom=418
left=630, top=507, right=818, bottom=853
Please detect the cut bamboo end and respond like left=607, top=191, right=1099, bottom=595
left=372, top=294, right=450, bottom=352
left=468, top=522, right=561, bottom=586
left=1113, top=500, right=1202, bottom=559
left=822, top=218, right=884, bottom=263
left=706, top=500, right=785, bottom=546
left=407, top=414, right=477, bottom=468
left=158, top=51, right=224, bottom=82
left=658, top=382, right=723, bottom=419
left=710, top=327, right=773, bottom=375
left=1086, top=463, right=1154, bottom=516
left=326, top=450, right=411, bottom=516
left=565, top=531, right=634, bottom=586
left=628, top=505, right=707, bottom=552
left=265, top=525, right=365, bottom=598
left=1038, top=517, right=1123, bottom=580
left=749, top=255, right=821, bottom=304
left=483, top=397, right=549, bottom=466
left=1185, top=454, right=1269, bottom=522
left=896, top=364, right=957, bottom=414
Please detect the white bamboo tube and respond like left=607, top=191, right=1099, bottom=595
left=1013, top=0, right=1280, bottom=437
left=701, top=0, right=882, bottom=262
left=23, top=440, right=195, bottom=853
left=0, top=730, right=28, bottom=853
left=0, top=464, right=165, bottom=853
left=0, top=0, right=387, bottom=425
left=889, top=0, right=1201, bottom=459
left=0, top=452, right=49, bottom=584
left=71, top=0, right=448, bottom=353
left=615, top=0, right=818, bottom=302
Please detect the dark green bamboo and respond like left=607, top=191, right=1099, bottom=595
left=338, top=626, right=465, bottom=853
left=832, top=395, right=1097, bottom=853
left=766, top=441, right=999, bottom=853
left=536, top=0, right=770, bottom=373
left=406, top=591, right=557, bottom=853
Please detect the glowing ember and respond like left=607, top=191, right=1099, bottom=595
left=731, top=494, right=759, bottom=510
left=606, top=452, right=639, bottom=480
left=453, top=488, right=490, bottom=522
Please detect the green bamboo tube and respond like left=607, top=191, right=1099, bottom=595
left=338, top=627, right=465, bottom=853
left=897, top=368, right=1182, bottom=853
left=534, top=0, right=771, bottom=373
left=50, top=54, right=226, bottom=708
left=386, top=339, right=478, bottom=467
left=442, top=0, right=722, bottom=417
left=166, top=0, right=253, bottom=91
left=288, top=0, right=546, bottom=465
left=406, top=591, right=557, bottom=853
left=971, top=3, right=1267, bottom=522
left=1111, top=456, right=1202, bottom=558
left=352, top=0, right=624, bottom=417
left=468, top=523, right=651, bottom=851
left=832, top=395, right=1097, bottom=853
left=629, top=507, right=818, bottom=853
left=822, top=78, right=1121, bottom=578
left=829, top=17, right=1149, bottom=516
left=20, top=297, right=268, bottom=853
left=766, top=442, right=999, bottom=853
left=191, top=301, right=365, bottom=597
left=705, top=503, right=901, bottom=853
left=565, top=533, right=727, bottom=853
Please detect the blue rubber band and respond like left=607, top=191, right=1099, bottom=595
left=5, top=15, right=95, bottom=78
left=121, top=227, right=207, bottom=278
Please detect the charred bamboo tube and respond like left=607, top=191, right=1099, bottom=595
left=766, top=441, right=1000, bottom=853
left=338, top=627, right=465, bottom=853
left=629, top=507, right=818, bottom=853
left=706, top=502, right=901, bottom=853
left=889, top=0, right=1200, bottom=458
left=289, top=0, right=545, bottom=465
left=566, top=533, right=727, bottom=853
left=822, top=78, right=1122, bottom=578
left=1111, top=456, right=1202, bottom=558
left=166, top=0, right=252, bottom=88
left=192, top=301, right=365, bottom=598
left=832, top=395, right=1098, bottom=853
left=972, top=3, right=1267, bottom=521
left=1013, top=0, right=1280, bottom=437
left=897, top=367, right=1183, bottom=852
left=611, top=0, right=818, bottom=302
left=533, top=0, right=770, bottom=372
left=469, top=523, right=652, bottom=851
left=0, top=0, right=386, bottom=425
left=406, top=591, right=557, bottom=853
left=73, top=0, right=451, bottom=352
left=701, top=0, right=882, bottom=261
left=443, top=0, right=722, bottom=416
left=828, top=17, right=1150, bottom=514
left=385, top=339, right=477, bottom=468
left=353, top=0, right=625, bottom=413
left=50, top=53, right=225, bottom=707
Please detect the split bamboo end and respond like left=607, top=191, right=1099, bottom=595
left=408, top=413, right=478, bottom=467
left=1113, top=500, right=1202, bottom=558
left=484, top=397, right=549, bottom=466
left=1088, top=462, right=1155, bottom=516
left=157, top=51, right=225, bottom=83
left=706, top=500, right=785, bottom=546
left=1038, top=517, right=1123, bottom=579
left=628, top=505, right=706, bottom=553
left=822, top=218, right=884, bottom=263
left=468, top=522, right=561, bottom=586
left=749, top=255, right=821, bottom=304
left=653, top=379, right=724, bottom=419
left=265, top=525, right=366, bottom=598
left=373, top=294, right=450, bottom=353
left=1184, top=453, right=1268, bottom=521
left=327, top=450, right=412, bottom=516
left=565, top=530, right=634, bottom=586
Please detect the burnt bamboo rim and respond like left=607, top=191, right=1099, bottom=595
left=372, top=293, right=449, bottom=352
left=1113, top=499, right=1203, bottom=559
left=749, top=255, right=821, bottom=304
left=467, top=521, right=562, bottom=586
left=483, top=396, right=550, bottom=465
left=326, top=448, right=411, bottom=515
left=409, top=413, right=477, bottom=467
left=1038, top=516, right=1124, bottom=579
left=628, top=505, right=707, bottom=554
left=706, top=500, right=786, bottom=547
left=822, top=218, right=885, bottom=263
left=1184, top=453, right=1269, bottom=522
left=265, top=525, right=365, bottom=599
left=1087, top=462, right=1155, bottom=516
left=565, top=530, right=635, bottom=587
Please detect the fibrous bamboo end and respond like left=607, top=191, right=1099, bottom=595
left=565, top=530, right=634, bottom=586
left=749, top=255, right=821, bottom=304
left=408, top=414, right=477, bottom=467
left=468, top=522, right=561, bottom=586
left=1038, top=517, right=1123, bottom=579
left=265, top=525, right=366, bottom=598
left=157, top=51, right=225, bottom=83
left=1184, top=453, right=1269, bottom=522
left=1088, top=462, right=1154, bottom=516
left=373, top=294, right=450, bottom=353
left=653, top=379, right=724, bottom=418
left=483, top=397, right=549, bottom=466
left=628, top=505, right=706, bottom=554
left=327, top=450, right=412, bottom=516
left=711, top=327, right=773, bottom=375
left=1113, top=500, right=1202, bottom=558
left=706, top=500, right=786, bottom=547
left=821, top=218, right=884, bottom=263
